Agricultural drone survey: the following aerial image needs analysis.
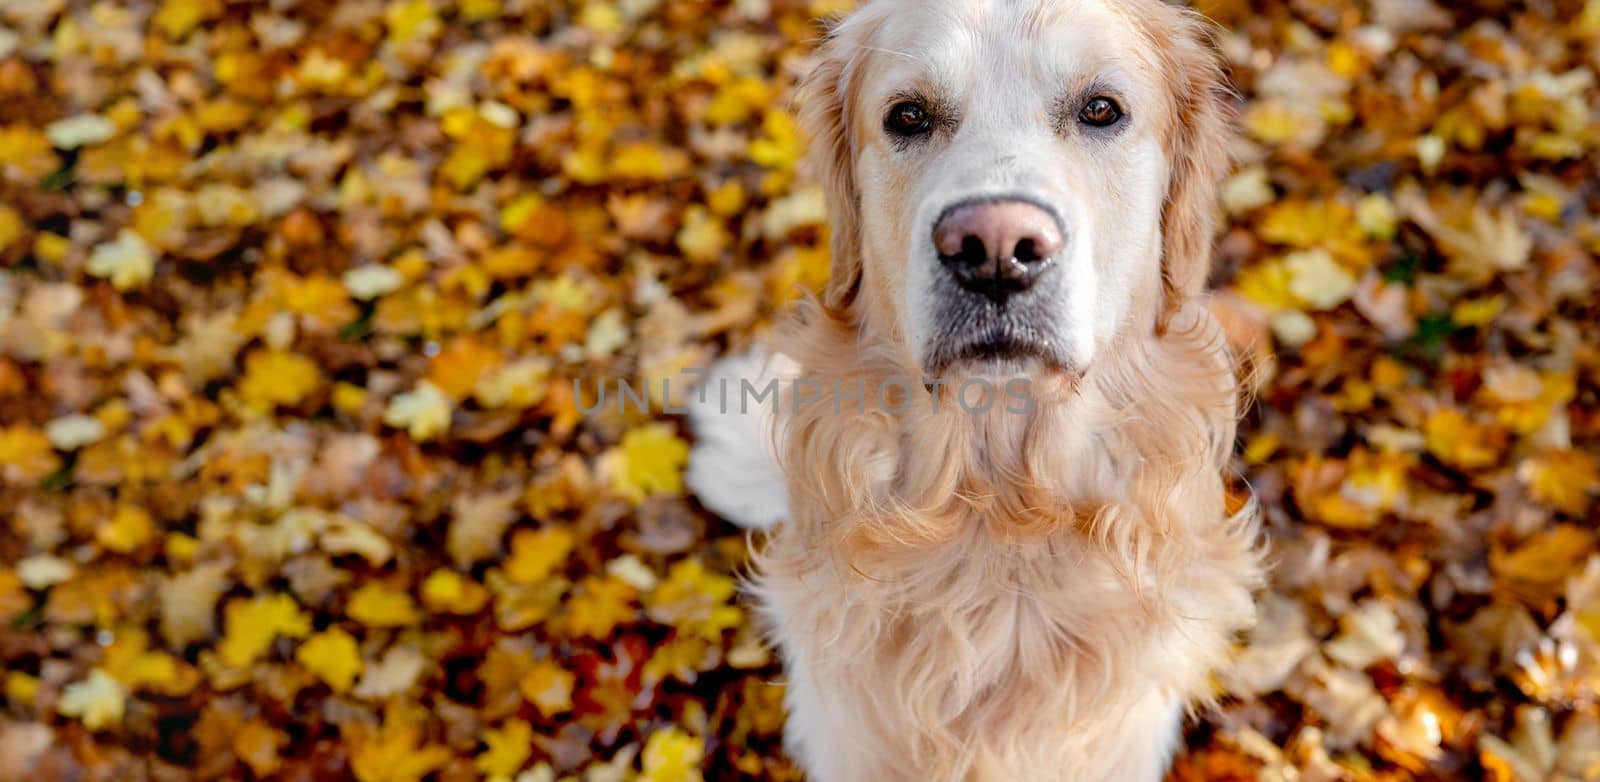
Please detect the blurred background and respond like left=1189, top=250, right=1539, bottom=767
left=0, top=0, right=1598, bottom=780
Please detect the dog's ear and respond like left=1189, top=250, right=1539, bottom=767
left=1154, top=10, right=1233, bottom=329
left=797, top=21, right=866, bottom=311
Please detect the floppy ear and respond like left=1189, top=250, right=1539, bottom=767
left=1154, top=10, right=1233, bottom=329
left=796, top=20, right=866, bottom=312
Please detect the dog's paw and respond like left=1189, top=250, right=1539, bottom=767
left=685, top=347, right=795, bottom=530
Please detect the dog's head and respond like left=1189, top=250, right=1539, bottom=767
left=800, top=0, right=1230, bottom=382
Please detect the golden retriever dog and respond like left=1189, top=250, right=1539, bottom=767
left=688, top=0, right=1262, bottom=779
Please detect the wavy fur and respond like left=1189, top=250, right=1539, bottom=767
left=749, top=2, right=1263, bottom=780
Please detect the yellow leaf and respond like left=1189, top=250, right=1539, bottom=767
left=647, top=559, right=742, bottom=643
left=0, top=124, right=59, bottom=179
left=518, top=659, right=575, bottom=718
left=5, top=670, right=38, bottom=704
left=1355, top=193, right=1399, bottom=240
left=706, top=180, right=746, bottom=217
left=426, top=337, right=503, bottom=400
left=154, top=0, right=222, bottom=39
left=643, top=636, right=716, bottom=685
left=748, top=110, right=804, bottom=173
left=282, top=273, right=352, bottom=321
left=610, top=142, right=690, bottom=181
left=349, top=706, right=452, bottom=782
left=0, top=425, right=60, bottom=483
left=103, top=628, right=182, bottom=692
left=420, top=569, right=491, bottom=614
left=384, top=0, right=439, bottom=43
left=346, top=582, right=420, bottom=628
left=677, top=206, right=731, bottom=264
left=1242, top=100, right=1322, bottom=147
left=608, top=423, right=690, bottom=503
left=233, top=719, right=286, bottom=778
left=0, top=205, right=23, bottom=251
left=498, top=193, right=542, bottom=234
left=1258, top=198, right=1358, bottom=250
left=504, top=527, right=576, bottom=584
left=640, top=727, right=705, bottom=782
left=1519, top=450, right=1598, bottom=516
left=474, top=358, right=549, bottom=409
left=296, top=627, right=364, bottom=693
left=217, top=593, right=311, bottom=668
left=559, top=575, right=637, bottom=639
left=97, top=504, right=156, bottom=554
left=1451, top=295, right=1506, bottom=328
left=1493, top=525, right=1596, bottom=593
left=1424, top=409, right=1500, bottom=470
left=1233, top=259, right=1298, bottom=313
left=237, top=349, right=321, bottom=412
left=1283, top=249, right=1355, bottom=311
left=476, top=719, right=534, bottom=778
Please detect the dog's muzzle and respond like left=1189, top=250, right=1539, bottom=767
left=933, top=197, right=1062, bottom=305
left=923, top=196, right=1074, bottom=376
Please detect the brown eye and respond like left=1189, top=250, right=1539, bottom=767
left=1078, top=96, right=1123, bottom=127
left=885, top=100, right=933, bottom=137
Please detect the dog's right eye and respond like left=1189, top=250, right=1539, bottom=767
left=885, top=101, right=933, bottom=137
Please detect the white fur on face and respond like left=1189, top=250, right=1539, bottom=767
left=848, top=0, right=1171, bottom=376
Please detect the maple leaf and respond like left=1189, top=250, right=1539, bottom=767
left=1424, top=408, right=1502, bottom=470
left=0, top=426, right=62, bottom=483
left=86, top=230, right=156, bottom=291
left=233, top=719, right=286, bottom=778
left=348, top=706, right=452, bottom=782
left=103, top=627, right=184, bottom=693
left=420, top=568, right=491, bottom=614
left=426, top=337, right=503, bottom=400
left=559, top=575, right=639, bottom=640
left=1519, top=450, right=1598, bottom=516
left=476, top=719, right=535, bottom=779
left=96, top=504, right=156, bottom=554
left=447, top=488, right=521, bottom=567
left=161, top=562, right=230, bottom=647
left=346, top=582, right=421, bottom=628
left=237, top=349, right=322, bottom=412
left=647, top=559, right=743, bottom=643
left=383, top=381, right=454, bottom=441
left=504, top=526, right=577, bottom=584
left=606, top=423, right=691, bottom=503
left=296, top=627, right=365, bottom=693
left=217, top=593, right=312, bottom=668
left=640, top=727, right=706, bottom=782
left=56, top=669, right=126, bottom=731
left=519, top=659, right=576, bottom=718
left=353, top=644, right=427, bottom=701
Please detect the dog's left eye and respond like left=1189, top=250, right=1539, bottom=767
left=1078, top=96, right=1124, bottom=127
left=885, top=100, right=933, bottom=137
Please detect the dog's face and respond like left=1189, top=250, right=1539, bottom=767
left=803, top=0, right=1229, bottom=381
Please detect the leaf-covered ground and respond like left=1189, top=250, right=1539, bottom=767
left=1, top=0, right=1599, bottom=780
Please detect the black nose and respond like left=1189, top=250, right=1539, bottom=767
left=934, top=198, right=1062, bottom=303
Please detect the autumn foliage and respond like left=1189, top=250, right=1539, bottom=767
left=1, top=0, right=1599, bottom=780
